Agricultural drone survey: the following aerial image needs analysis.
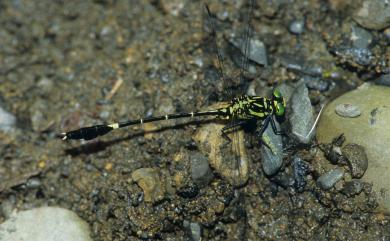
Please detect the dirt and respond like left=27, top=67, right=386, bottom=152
left=0, top=0, right=389, bottom=240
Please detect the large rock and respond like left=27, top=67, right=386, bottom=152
left=0, top=207, right=92, bottom=241
left=317, top=83, right=390, bottom=213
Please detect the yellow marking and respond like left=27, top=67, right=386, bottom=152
left=108, top=123, right=119, bottom=129
left=165, top=115, right=168, bottom=120
left=253, top=102, right=263, bottom=108
left=249, top=109, right=264, bottom=118
left=61, top=133, right=67, bottom=140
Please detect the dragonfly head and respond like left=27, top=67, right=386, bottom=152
left=272, top=89, right=286, bottom=117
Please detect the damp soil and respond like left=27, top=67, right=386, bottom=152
left=0, top=0, right=389, bottom=240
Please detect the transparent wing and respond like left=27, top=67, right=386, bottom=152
left=203, top=1, right=255, bottom=187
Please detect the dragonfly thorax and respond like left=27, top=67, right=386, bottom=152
left=227, top=95, right=273, bottom=120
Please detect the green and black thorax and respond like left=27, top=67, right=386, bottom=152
left=218, top=90, right=286, bottom=121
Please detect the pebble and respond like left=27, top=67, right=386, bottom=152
left=279, top=54, right=324, bottom=77
left=353, top=0, right=390, bottom=30
left=25, top=177, right=41, bottom=189
left=351, top=25, right=373, bottom=49
left=384, top=28, right=390, bottom=41
left=247, top=39, right=268, bottom=66
left=0, top=207, right=92, bottom=241
left=176, top=183, right=199, bottom=199
left=288, top=19, right=305, bottom=34
left=293, top=157, right=310, bottom=192
left=341, top=179, right=363, bottom=197
left=330, top=46, right=374, bottom=67
left=183, top=221, right=202, bottom=241
left=342, top=143, right=368, bottom=178
left=374, top=73, right=390, bottom=87
left=335, top=103, right=361, bottom=118
left=288, top=83, right=315, bottom=143
left=131, top=168, right=165, bottom=203
left=271, top=172, right=294, bottom=188
left=0, top=105, right=16, bottom=133
left=231, top=38, right=268, bottom=66
left=36, top=77, right=54, bottom=94
left=160, top=0, right=185, bottom=17
left=0, top=196, right=15, bottom=219
left=260, top=118, right=283, bottom=176
left=304, top=77, right=330, bottom=92
left=317, top=83, right=390, bottom=213
left=30, top=99, right=51, bottom=132
left=317, top=167, right=344, bottom=190
left=190, top=152, right=213, bottom=187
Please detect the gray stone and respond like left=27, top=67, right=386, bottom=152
left=261, top=118, right=283, bottom=176
left=351, top=25, right=373, bottom=49
left=353, top=0, right=390, bottom=30
left=317, top=168, right=344, bottom=190
left=375, top=73, right=390, bottom=87
left=317, top=83, right=390, bottom=213
left=289, top=19, right=305, bottom=34
left=190, top=152, right=213, bottom=187
left=335, top=103, right=361, bottom=118
left=0, top=207, right=92, bottom=241
left=0, top=106, right=16, bottom=133
left=289, top=83, right=315, bottom=143
left=232, top=38, right=268, bottom=66
left=342, top=143, right=368, bottom=178
left=341, top=180, right=363, bottom=197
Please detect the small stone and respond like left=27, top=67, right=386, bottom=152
left=304, top=77, right=330, bottom=92
left=289, top=83, right=315, bottom=143
left=342, top=143, right=368, bottom=178
left=353, top=0, right=390, bottom=30
left=384, top=28, right=390, bottom=41
left=189, top=222, right=202, bottom=241
left=317, top=168, right=344, bottom=190
left=293, top=157, right=310, bottom=192
left=375, top=73, right=390, bottom=87
left=190, top=152, right=213, bottom=187
left=183, top=221, right=202, bottom=241
left=0, top=207, right=92, bottom=241
left=341, top=179, right=363, bottom=197
left=330, top=46, right=374, bottom=67
left=176, top=183, right=199, bottom=199
left=160, top=0, right=185, bottom=16
left=335, top=103, right=361, bottom=118
left=98, top=110, right=110, bottom=119
left=351, top=25, right=373, bottom=49
left=261, top=118, right=283, bottom=176
left=0, top=196, right=15, bottom=219
left=231, top=38, right=268, bottom=66
left=131, top=168, right=165, bottom=203
left=26, top=177, right=41, bottom=189
left=36, top=77, right=54, bottom=93
left=289, top=19, right=305, bottom=34
left=0, top=106, right=16, bottom=133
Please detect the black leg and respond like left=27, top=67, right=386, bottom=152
left=270, top=116, right=285, bottom=135
left=221, top=120, right=247, bottom=142
left=257, top=115, right=271, bottom=136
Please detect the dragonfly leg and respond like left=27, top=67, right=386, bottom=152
left=270, top=116, right=285, bottom=135
left=221, top=120, right=247, bottom=142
